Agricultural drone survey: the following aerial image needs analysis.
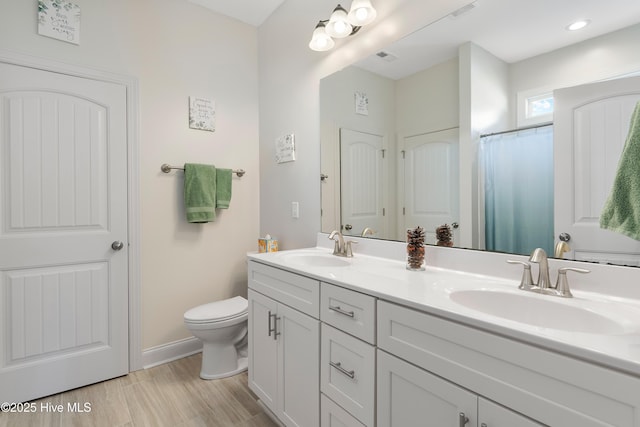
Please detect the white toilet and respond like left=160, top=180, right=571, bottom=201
left=184, top=296, right=248, bottom=380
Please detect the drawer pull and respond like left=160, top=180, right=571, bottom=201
left=459, top=413, right=469, bottom=427
left=481, top=424, right=487, bottom=427
left=329, top=361, right=355, bottom=379
left=268, top=311, right=280, bottom=340
left=329, top=305, right=355, bottom=318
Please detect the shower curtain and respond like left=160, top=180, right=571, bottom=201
left=480, top=125, right=554, bottom=256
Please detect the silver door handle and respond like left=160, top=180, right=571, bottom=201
left=328, top=305, right=355, bottom=318
left=111, top=241, right=124, bottom=251
left=559, top=232, right=571, bottom=242
left=344, top=224, right=353, bottom=231
left=329, top=361, right=355, bottom=379
left=459, top=413, right=469, bottom=427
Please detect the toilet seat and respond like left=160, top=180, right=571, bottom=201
left=184, top=296, right=248, bottom=324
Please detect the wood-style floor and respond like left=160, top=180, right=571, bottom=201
left=0, top=353, right=278, bottom=427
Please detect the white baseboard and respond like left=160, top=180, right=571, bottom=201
left=141, top=336, right=202, bottom=369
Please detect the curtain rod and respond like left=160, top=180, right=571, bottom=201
left=480, top=122, right=553, bottom=138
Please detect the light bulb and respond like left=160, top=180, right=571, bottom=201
left=347, top=0, right=376, bottom=26
left=326, top=5, right=353, bottom=38
left=355, top=7, right=368, bottom=22
left=309, top=22, right=335, bottom=51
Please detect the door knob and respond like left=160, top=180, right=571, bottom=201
left=344, top=224, right=353, bottom=230
left=559, top=232, right=571, bottom=242
left=111, top=241, right=124, bottom=251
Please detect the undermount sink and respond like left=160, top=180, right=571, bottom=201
left=283, top=253, right=350, bottom=267
left=449, top=289, right=628, bottom=334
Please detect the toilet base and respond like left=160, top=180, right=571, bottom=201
left=200, top=356, right=248, bottom=380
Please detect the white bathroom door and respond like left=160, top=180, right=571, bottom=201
left=554, top=76, right=640, bottom=265
left=0, top=61, right=129, bottom=402
left=340, top=129, right=386, bottom=238
left=401, top=128, right=459, bottom=245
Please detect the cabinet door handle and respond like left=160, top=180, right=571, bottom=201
left=274, top=316, right=281, bottom=339
left=328, top=305, right=355, bottom=318
left=481, top=424, right=488, bottom=427
left=459, top=413, right=469, bottom=427
left=267, top=311, right=278, bottom=339
left=329, top=361, right=355, bottom=379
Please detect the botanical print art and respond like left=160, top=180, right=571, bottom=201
left=189, top=97, right=216, bottom=132
left=38, top=0, right=81, bottom=45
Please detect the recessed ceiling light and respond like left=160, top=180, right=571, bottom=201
left=566, top=20, right=590, bottom=31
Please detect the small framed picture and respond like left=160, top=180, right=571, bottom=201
left=355, top=91, right=369, bottom=115
left=275, top=134, right=296, bottom=163
left=38, top=0, right=81, bottom=45
left=189, top=97, right=216, bottom=132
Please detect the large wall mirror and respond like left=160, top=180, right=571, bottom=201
left=320, top=0, right=640, bottom=266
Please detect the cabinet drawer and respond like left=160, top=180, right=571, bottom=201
left=378, top=300, right=640, bottom=427
left=321, top=324, right=375, bottom=426
left=248, top=261, right=320, bottom=318
left=321, top=394, right=366, bottom=427
left=321, top=283, right=376, bottom=344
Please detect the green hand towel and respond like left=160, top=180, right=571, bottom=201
left=600, top=101, right=640, bottom=240
left=216, top=168, right=232, bottom=209
left=184, top=163, right=216, bottom=223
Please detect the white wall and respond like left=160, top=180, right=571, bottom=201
left=510, top=24, right=640, bottom=106
left=0, top=0, right=259, bottom=351
left=396, top=58, right=460, bottom=136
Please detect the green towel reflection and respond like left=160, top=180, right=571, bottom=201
left=600, top=102, right=640, bottom=240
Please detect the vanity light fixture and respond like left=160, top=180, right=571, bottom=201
left=566, top=19, right=590, bottom=31
left=309, top=0, right=377, bottom=51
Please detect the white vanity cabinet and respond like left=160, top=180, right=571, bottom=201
left=248, top=261, right=320, bottom=427
left=320, top=283, right=377, bottom=427
left=247, top=250, right=640, bottom=427
left=377, top=350, right=544, bottom=427
left=378, top=300, right=640, bottom=427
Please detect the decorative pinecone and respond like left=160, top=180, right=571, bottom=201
left=436, top=224, right=453, bottom=247
left=406, top=226, right=425, bottom=270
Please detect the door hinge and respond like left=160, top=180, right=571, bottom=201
left=403, top=207, right=406, bottom=215
left=381, top=149, right=386, bottom=158
left=382, top=208, right=386, bottom=216
left=401, top=150, right=406, bottom=159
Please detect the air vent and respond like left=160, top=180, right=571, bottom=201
left=449, top=2, right=476, bottom=18
left=375, top=51, right=397, bottom=62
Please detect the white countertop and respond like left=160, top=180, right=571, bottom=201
left=248, top=246, right=640, bottom=377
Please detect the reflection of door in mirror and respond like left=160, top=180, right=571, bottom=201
left=340, top=129, right=386, bottom=238
left=401, top=128, right=459, bottom=245
left=555, top=75, right=640, bottom=266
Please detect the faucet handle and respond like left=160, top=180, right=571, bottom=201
left=345, top=240, right=358, bottom=257
left=555, top=267, right=590, bottom=298
left=507, top=260, right=535, bottom=290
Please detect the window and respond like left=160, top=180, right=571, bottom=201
left=517, top=88, right=554, bottom=127
left=526, top=93, right=554, bottom=119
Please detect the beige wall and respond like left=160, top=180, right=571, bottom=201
left=0, top=0, right=259, bottom=351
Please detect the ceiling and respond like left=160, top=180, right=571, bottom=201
left=189, top=0, right=640, bottom=80
left=355, top=0, right=640, bottom=80
left=187, top=0, right=285, bottom=26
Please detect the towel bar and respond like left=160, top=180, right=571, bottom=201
left=161, top=163, right=246, bottom=177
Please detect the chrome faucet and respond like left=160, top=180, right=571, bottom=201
left=507, top=248, right=590, bottom=298
left=361, top=227, right=375, bottom=237
left=328, top=230, right=356, bottom=257
left=328, top=230, right=345, bottom=255
left=529, top=248, right=552, bottom=290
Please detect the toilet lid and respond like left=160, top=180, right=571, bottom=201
left=184, top=296, right=248, bottom=323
